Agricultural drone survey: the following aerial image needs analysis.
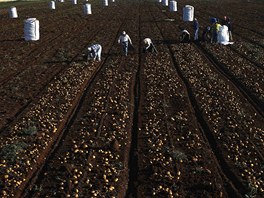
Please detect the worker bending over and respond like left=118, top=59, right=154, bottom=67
left=143, top=38, right=158, bottom=53
left=180, top=29, right=190, bottom=43
left=87, top=44, right=102, bottom=62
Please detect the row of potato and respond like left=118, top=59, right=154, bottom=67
left=30, top=55, right=136, bottom=197
left=153, top=2, right=264, bottom=197
left=16, top=2, right=141, bottom=197
left=0, top=1, right=130, bottom=196
left=0, top=60, right=99, bottom=197
left=135, top=3, right=228, bottom=197
left=202, top=43, right=264, bottom=109
left=172, top=44, right=264, bottom=196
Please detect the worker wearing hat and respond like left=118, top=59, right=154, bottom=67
left=87, top=44, right=102, bottom=62
left=118, top=31, right=133, bottom=56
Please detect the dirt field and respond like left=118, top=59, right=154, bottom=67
left=0, top=0, right=264, bottom=197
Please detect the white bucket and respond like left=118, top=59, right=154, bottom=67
left=84, top=4, right=92, bottom=15
left=183, top=5, right=194, bottom=21
left=59, top=0, right=64, bottom=2
left=157, top=0, right=162, bottom=2
left=162, top=0, right=168, bottom=6
left=9, top=7, right=18, bottom=18
left=169, top=1, right=177, bottom=12
left=49, top=1, right=56, bottom=9
left=103, top=0, right=108, bottom=6
left=24, top=18, right=40, bottom=41
left=112, top=0, right=115, bottom=2
left=72, top=0, right=77, bottom=5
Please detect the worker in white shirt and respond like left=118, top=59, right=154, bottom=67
left=143, top=38, right=158, bottom=53
left=118, top=31, right=133, bottom=56
left=87, top=44, right=102, bottom=62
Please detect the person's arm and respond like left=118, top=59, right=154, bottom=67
left=127, top=35, right=132, bottom=45
left=145, top=40, right=151, bottom=49
left=118, top=36, right=121, bottom=44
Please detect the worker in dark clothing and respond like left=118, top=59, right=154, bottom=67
left=193, top=18, right=199, bottom=41
left=180, top=29, right=191, bottom=43
left=202, top=26, right=211, bottom=42
left=222, top=16, right=233, bottom=41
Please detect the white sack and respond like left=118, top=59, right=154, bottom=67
left=162, top=0, right=168, bottom=6
left=217, top=25, right=234, bottom=45
left=84, top=4, right=92, bottom=15
left=49, top=1, right=56, bottom=9
left=183, top=5, right=194, bottom=21
left=169, top=1, right=177, bottom=12
left=24, top=18, right=40, bottom=41
left=103, top=0, right=108, bottom=6
left=9, top=7, right=18, bottom=18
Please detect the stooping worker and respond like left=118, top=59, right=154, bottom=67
left=118, top=31, right=133, bottom=56
left=87, top=44, right=102, bottom=62
left=180, top=29, right=190, bottom=43
left=143, top=38, right=158, bottom=53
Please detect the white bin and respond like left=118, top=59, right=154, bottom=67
left=9, top=7, right=18, bottom=18
left=72, top=0, right=77, bottom=5
left=24, top=18, right=40, bottom=41
left=162, top=0, right=168, bottom=6
left=169, top=1, right=177, bottom=12
left=103, top=0, right=108, bottom=6
left=49, top=1, right=56, bottom=9
left=183, top=5, right=194, bottom=21
left=84, top=4, right=92, bottom=15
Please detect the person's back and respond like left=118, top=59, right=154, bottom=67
left=180, top=30, right=190, bottom=43
left=216, top=23, right=221, bottom=32
left=211, top=22, right=219, bottom=43
left=143, top=38, right=158, bottom=53
left=87, top=44, right=102, bottom=61
left=143, top=38, right=152, bottom=52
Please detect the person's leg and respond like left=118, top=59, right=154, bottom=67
left=98, top=46, right=102, bottom=61
left=194, top=29, right=198, bottom=40
left=124, top=42, right=128, bottom=56
left=229, top=31, right=233, bottom=41
left=213, top=31, right=217, bottom=43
